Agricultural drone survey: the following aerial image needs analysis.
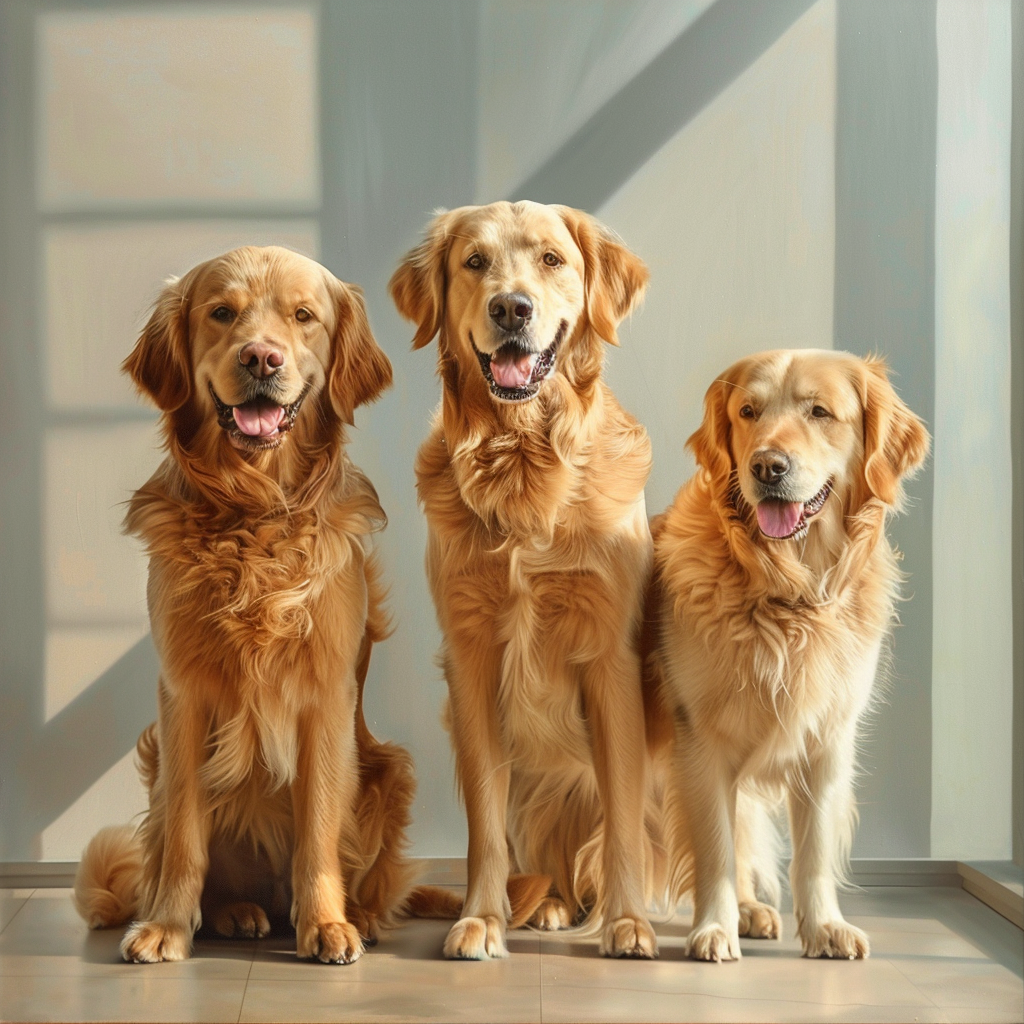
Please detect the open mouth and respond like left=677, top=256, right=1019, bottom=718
left=470, top=321, right=567, bottom=402
left=755, top=480, right=833, bottom=541
left=208, top=381, right=312, bottom=452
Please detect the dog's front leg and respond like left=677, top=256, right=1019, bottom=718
left=120, top=681, right=209, bottom=963
left=583, top=648, right=658, bottom=959
left=676, top=728, right=741, bottom=962
left=788, top=725, right=869, bottom=959
left=443, top=641, right=511, bottom=960
left=291, top=701, right=363, bottom=964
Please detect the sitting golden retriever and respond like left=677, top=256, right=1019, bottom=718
left=649, top=349, right=929, bottom=961
left=73, top=246, right=416, bottom=964
left=389, top=201, right=665, bottom=960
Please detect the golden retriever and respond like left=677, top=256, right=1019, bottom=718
left=649, top=349, right=929, bottom=961
left=73, top=245, right=417, bottom=964
left=389, top=201, right=665, bottom=960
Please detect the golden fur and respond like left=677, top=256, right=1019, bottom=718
left=389, top=201, right=666, bottom=960
left=649, top=349, right=930, bottom=961
left=73, top=246, right=418, bottom=965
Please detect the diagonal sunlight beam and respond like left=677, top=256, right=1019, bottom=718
left=508, top=0, right=818, bottom=211
left=23, top=635, right=158, bottom=836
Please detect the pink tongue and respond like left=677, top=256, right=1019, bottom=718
left=490, top=352, right=537, bottom=389
left=232, top=401, right=285, bottom=437
left=756, top=500, right=804, bottom=539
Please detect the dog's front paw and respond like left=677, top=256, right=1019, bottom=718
left=346, top=906, right=380, bottom=947
left=738, top=900, right=782, bottom=940
left=210, top=901, right=271, bottom=939
left=443, top=916, right=507, bottom=960
left=600, top=915, right=659, bottom=958
left=686, top=923, right=740, bottom=962
left=297, top=921, right=363, bottom=964
left=529, top=897, right=572, bottom=931
left=801, top=920, right=869, bottom=959
left=120, top=920, right=192, bottom=962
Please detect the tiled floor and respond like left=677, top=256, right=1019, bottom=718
left=1, top=885, right=1021, bottom=1023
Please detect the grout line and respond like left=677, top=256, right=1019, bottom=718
left=884, top=954, right=949, bottom=1014
left=236, top=951, right=256, bottom=1024
left=0, top=890, right=35, bottom=936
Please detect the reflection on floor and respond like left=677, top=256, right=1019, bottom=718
left=1, top=885, right=1021, bottom=1023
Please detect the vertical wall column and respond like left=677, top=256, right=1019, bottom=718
left=317, top=1, right=480, bottom=854
left=835, top=0, right=937, bottom=857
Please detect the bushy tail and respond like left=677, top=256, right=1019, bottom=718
left=73, top=824, right=144, bottom=929
left=404, top=873, right=551, bottom=930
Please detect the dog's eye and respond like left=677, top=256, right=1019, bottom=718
left=295, top=307, right=312, bottom=323
left=210, top=306, right=235, bottom=323
left=739, top=404, right=756, bottom=419
left=542, top=252, right=563, bottom=268
left=465, top=253, right=485, bottom=270
left=811, top=405, right=831, bottom=419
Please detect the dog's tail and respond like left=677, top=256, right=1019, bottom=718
left=73, top=824, right=145, bottom=929
left=404, top=873, right=551, bottom=930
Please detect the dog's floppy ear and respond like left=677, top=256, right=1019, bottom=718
left=858, top=357, right=930, bottom=507
left=328, top=279, right=393, bottom=425
left=389, top=210, right=456, bottom=350
left=122, top=270, right=200, bottom=412
left=686, top=374, right=735, bottom=483
left=557, top=207, right=649, bottom=346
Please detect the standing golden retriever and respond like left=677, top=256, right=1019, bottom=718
left=389, top=201, right=665, bottom=960
left=73, top=246, right=417, bottom=964
left=649, top=349, right=929, bottom=961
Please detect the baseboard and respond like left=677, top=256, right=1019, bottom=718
left=3, top=856, right=1019, bottom=930
left=958, top=861, right=1024, bottom=929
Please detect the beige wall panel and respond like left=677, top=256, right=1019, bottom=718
left=45, top=626, right=148, bottom=723
left=476, top=0, right=714, bottom=201
left=38, top=8, right=319, bottom=209
left=599, top=0, right=836, bottom=514
left=44, top=423, right=164, bottom=625
left=40, top=749, right=147, bottom=861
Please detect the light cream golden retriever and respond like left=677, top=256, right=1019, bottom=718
left=389, top=200, right=666, bottom=960
left=649, top=349, right=929, bottom=961
left=73, top=246, right=419, bottom=964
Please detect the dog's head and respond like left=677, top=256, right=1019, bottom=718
left=389, top=201, right=647, bottom=404
left=124, top=246, right=392, bottom=454
left=689, top=349, right=929, bottom=542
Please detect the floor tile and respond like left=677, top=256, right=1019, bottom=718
left=0, top=890, right=32, bottom=934
left=539, top=986, right=953, bottom=1024
left=0, top=891, right=255, bottom=979
left=890, top=957, right=1024, bottom=1013
left=0, top=974, right=248, bottom=1023
left=239, top=979, right=542, bottom=1023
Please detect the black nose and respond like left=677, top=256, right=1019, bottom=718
left=751, top=448, right=791, bottom=484
left=488, top=292, right=533, bottom=333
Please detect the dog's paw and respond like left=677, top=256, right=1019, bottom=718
left=528, top=897, right=572, bottom=931
left=686, top=923, right=740, bottom=962
left=738, top=900, right=782, bottom=940
left=600, top=916, right=659, bottom=959
left=120, top=920, right=192, bottom=963
left=346, top=906, right=380, bottom=947
left=210, top=901, right=271, bottom=940
left=296, top=921, right=363, bottom=964
left=802, top=920, right=870, bottom=960
left=442, top=916, right=507, bottom=960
